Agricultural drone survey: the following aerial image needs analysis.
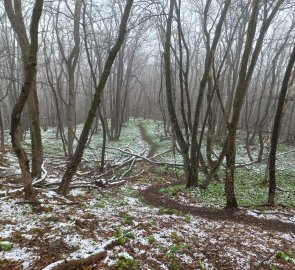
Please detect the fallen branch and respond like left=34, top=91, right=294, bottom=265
left=151, top=149, right=173, bottom=159
left=120, top=158, right=136, bottom=179
left=129, top=169, right=145, bottom=179
left=235, top=148, right=295, bottom=168
left=0, top=183, right=22, bottom=188
left=277, top=186, right=295, bottom=193
left=44, top=182, right=103, bottom=191
left=106, top=146, right=183, bottom=167
left=250, top=210, right=294, bottom=217
left=69, top=184, right=102, bottom=190
left=235, top=160, right=260, bottom=168
left=107, top=179, right=127, bottom=187
left=42, top=238, right=118, bottom=270
left=15, top=201, right=79, bottom=206
left=32, top=159, right=48, bottom=186
left=0, top=159, right=48, bottom=197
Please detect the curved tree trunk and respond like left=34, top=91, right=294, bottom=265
left=4, top=0, right=44, bottom=199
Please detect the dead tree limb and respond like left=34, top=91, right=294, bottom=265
left=42, top=238, right=118, bottom=270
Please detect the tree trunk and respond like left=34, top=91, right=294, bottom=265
left=58, top=0, right=134, bottom=195
left=224, top=0, right=260, bottom=208
left=225, top=0, right=283, bottom=208
left=27, top=87, right=43, bottom=178
left=5, top=0, right=44, bottom=199
left=0, top=109, right=4, bottom=147
left=268, top=42, right=295, bottom=205
left=98, top=109, right=107, bottom=172
left=4, top=0, right=44, bottom=180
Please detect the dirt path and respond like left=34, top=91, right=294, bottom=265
left=140, top=181, right=295, bottom=234
left=138, top=121, right=295, bottom=233
left=138, top=121, right=158, bottom=158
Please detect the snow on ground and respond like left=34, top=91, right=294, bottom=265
left=1, top=120, right=295, bottom=269
left=0, top=183, right=294, bottom=269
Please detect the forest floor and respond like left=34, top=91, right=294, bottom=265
left=0, top=120, right=295, bottom=270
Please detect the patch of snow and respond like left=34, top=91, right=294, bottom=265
left=118, top=251, right=133, bottom=260
left=0, top=246, right=39, bottom=267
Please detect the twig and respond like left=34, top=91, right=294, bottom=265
left=151, top=149, right=173, bottom=159
left=120, top=157, right=136, bottom=179
left=69, top=184, right=102, bottom=190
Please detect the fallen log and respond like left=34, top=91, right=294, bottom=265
left=42, top=238, right=118, bottom=270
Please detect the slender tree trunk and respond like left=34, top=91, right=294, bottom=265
left=190, top=0, right=231, bottom=187
left=5, top=0, right=44, bottom=199
left=225, top=0, right=283, bottom=208
left=224, top=0, right=260, bottom=208
left=268, top=42, right=295, bottom=205
left=56, top=0, right=82, bottom=157
left=4, top=0, right=44, bottom=179
left=98, top=109, right=107, bottom=172
left=58, top=0, right=134, bottom=195
left=0, top=109, right=4, bottom=147
left=27, top=86, right=43, bottom=177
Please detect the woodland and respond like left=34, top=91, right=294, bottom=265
left=0, top=0, right=295, bottom=269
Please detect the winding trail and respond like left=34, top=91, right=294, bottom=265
left=137, top=121, right=295, bottom=234
left=138, top=121, right=159, bottom=158
left=140, top=182, right=295, bottom=233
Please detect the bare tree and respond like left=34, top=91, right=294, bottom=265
left=58, top=0, right=134, bottom=195
left=55, top=0, right=82, bottom=157
left=4, top=0, right=44, bottom=178
left=164, top=0, right=231, bottom=188
left=224, top=0, right=284, bottom=208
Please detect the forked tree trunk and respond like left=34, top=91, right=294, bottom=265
left=5, top=0, right=44, bottom=199
left=164, top=0, right=231, bottom=188
left=56, top=0, right=82, bottom=157
left=4, top=0, right=44, bottom=180
left=225, top=0, right=283, bottom=208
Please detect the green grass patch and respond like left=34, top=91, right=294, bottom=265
left=159, top=185, right=186, bottom=196
left=158, top=207, right=182, bottom=216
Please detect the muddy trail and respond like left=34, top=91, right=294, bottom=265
left=138, top=121, right=159, bottom=158
left=137, top=122, right=295, bottom=233
left=139, top=181, right=295, bottom=234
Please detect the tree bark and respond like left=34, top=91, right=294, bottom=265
left=4, top=0, right=44, bottom=179
left=0, top=109, right=4, bottom=147
left=225, top=0, right=283, bottom=208
left=268, top=42, right=295, bottom=205
left=5, top=0, right=44, bottom=199
left=224, top=0, right=260, bottom=208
